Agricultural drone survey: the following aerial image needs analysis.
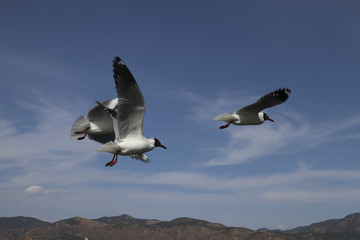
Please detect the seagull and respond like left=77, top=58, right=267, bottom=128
left=96, top=56, right=166, bottom=167
left=213, top=88, right=291, bottom=129
left=70, top=98, right=118, bottom=143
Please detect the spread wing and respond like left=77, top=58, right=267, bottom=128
left=112, top=57, right=146, bottom=141
left=235, top=88, right=291, bottom=115
left=87, top=98, right=118, bottom=125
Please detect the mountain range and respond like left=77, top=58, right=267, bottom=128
left=1, top=213, right=360, bottom=240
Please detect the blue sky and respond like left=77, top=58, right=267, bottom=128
left=1, top=0, right=360, bottom=230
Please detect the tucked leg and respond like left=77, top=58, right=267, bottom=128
left=77, top=133, right=88, bottom=140
left=74, top=127, right=90, bottom=134
left=219, top=122, right=232, bottom=129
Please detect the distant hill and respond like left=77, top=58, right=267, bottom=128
left=1, top=213, right=360, bottom=240
left=93, top=214, right=161, bottom=226
left=0, top=216, right=50, bottom=230
left=0, top=216, right=50, bottom=240
left=26, top=217, right=107, bottom=240
left=286, top=213, right=360, bottom=234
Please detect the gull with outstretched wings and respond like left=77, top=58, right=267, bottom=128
left=214, top=88, right=291, bottom=129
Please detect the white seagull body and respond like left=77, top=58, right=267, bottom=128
left=96, top=57, right=166, bottom=166
left=214, top=88, right=291, bottom=129
left=70, top=98, right=118, bottom=143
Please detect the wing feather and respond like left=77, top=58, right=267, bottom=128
left=235, top=88, right=291, bottom=114
left=112, top=57, right=146, bottom=141
left=129, top=153, right=150, bottom=163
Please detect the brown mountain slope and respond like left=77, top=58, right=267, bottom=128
left=1, top=213, right=360, bottom=240
left=0, top=216, right=50, bottom=239
left=286, top=213, right=360, bottom=234
left=93, top=214, right=161, bottom=226
left=0, top=216, right=50, bottom=230
left=2, top=216, right=252, bottom=240
left=26, top=217, right=107, bottom=239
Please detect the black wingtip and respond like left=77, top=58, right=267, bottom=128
left=276, top=88, right=291, bottom=102
left=112, top=56, right=131, bottom=76
left=113, top=56, right=125, bottom=66
left=112, top=56, right=138, bottom=84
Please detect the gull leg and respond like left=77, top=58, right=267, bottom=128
left=109, top=155, right=117, bottom=167
left=74, top=127, right=90, bottom=134
left=77, top=133, right=88, bottom=140
left=219, top=122, right=232, bottom=129
left=74, top=127, right=90, bottom=140
left=105, top=151, right=119, bottom=167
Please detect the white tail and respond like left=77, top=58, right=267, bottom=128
left=96, top=141, right=119, bottom=154
left=70, top=116, right=90, bottom=140
left=213, top=113, right=235, bottom=122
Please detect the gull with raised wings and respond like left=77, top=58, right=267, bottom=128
left=96, top=57, right=166, bottom=167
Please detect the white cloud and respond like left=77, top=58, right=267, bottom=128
left=24, top=185, right=70, bottom=197
left=277, top=225, right=289, bottom=230
left=24, top=185, right=45, bottom=196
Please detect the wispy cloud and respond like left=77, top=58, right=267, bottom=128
left=0, top=50, right=78, bottom=86
left=263, top=188, right=360, bottom=203
left=97, top=167, right=360, bottom=194
left=24, top=185, right=71, bottom=197
left=180, top=90, right=360, bottom=166
left=1, top=86, right=360, bottom=228
left=181, top=90, right=257, bottom=124
left=206, top=115, right=360, bottom=166
left=0, top=94, right=98, bottom=170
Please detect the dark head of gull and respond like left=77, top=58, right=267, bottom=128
left=154, top=138, right=167, bottom=149
left=263, top=113, right=274, bottom=122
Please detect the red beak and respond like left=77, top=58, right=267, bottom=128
left=160, top=145, right=167, bottom=149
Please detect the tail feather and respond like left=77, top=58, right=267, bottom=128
left=213, top=113, right=235, bottom=122
left=96, top=141, right=119, bottom=153
left=70, top=116, right=90, bottom=140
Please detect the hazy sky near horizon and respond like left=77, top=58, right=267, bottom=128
left=1, top=0, right=360, bottom=230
